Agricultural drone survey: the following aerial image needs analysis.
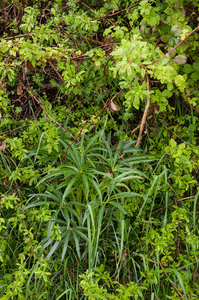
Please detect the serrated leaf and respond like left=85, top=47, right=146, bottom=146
left=174, top=55, right=187, bottom=65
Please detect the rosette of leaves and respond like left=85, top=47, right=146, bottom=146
left=25, top=130, right=154, bottom=264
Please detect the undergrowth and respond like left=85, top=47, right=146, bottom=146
left=1, top=0, right=199, bottom=299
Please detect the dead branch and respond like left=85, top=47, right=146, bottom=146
left=48, top=60, right=64, bottom=83
left=131, top=115, right=153, bottom=135
left=136, top=73, right=151, bottom=147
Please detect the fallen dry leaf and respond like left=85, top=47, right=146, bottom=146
left=0, top=141, right=6, bottom=151
left=152, top=25, right=157, bottom=32
left=17, top=83, right=23, bottom=96
left=3, top=177, right=9, bottom=187
left=140, top=25, right=145, bottom=32
left=108, top=101, right=120, bottom=113
left=103, top=172, right=113, bottom=178
left=26, top=60, right=35, bottom=71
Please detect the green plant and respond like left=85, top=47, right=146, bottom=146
left=25, top=130, right=152, bottom=269
left=1, top=0, right=199, bottom=299
left=79, top=265, right=144, bottom=300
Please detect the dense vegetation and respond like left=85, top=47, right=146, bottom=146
left=1, top=0, right=199, bottom=299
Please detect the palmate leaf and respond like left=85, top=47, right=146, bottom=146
left=100, top=135, right=114, bottom=166
left=62, top=208, right=71, bottom=229
left=87, top=203, right=96, bottom=232
left=119, top=139, right=137, bottom=150
left=35, top=171, right=63, bottom=187
left=86, top=151, right=106, bottom=168
left=83, top=189, right=142, bottom=269
left=114, top=167, right=137, bottom=173
left=121, top=147, right=141, bottom=153
left=112, top=218, right=125, bottom=261
left=29, top=148, right=59, bottom=165
left=87, top=153, right=110, bottom=166
left=91, top=170, right=116, bottom=179
left=98, top=134, right=155, bottom=170
left=24, top=200, right=56, bottom=210
left=116, top=175, right=141, bottom=182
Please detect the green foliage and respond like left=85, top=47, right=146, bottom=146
left=79, top=265, right=144, bottom=300
left=25, top=131, right=151, bottom=265
left=1, top=0, right=199, bottom=299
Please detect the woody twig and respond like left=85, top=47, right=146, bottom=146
left=152, top=24, right=199, bottom=65
left=136, top=73, right=150, bottom=148
left=131, top=115, right=153, bottom=137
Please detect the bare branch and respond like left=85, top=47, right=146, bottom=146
left=136, top=73, right=150, bottom=147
